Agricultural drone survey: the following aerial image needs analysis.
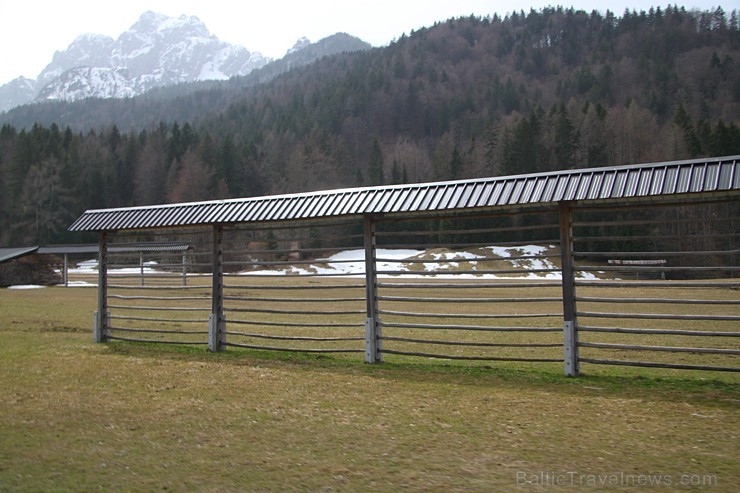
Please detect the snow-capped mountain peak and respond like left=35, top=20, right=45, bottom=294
left=1, top=11, right=272, bottom=109
left=0, top=13, right=372, bottom=114
left=287, top=37, right=311, bottom=56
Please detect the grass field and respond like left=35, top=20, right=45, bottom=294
left=1, top=286, right=738, bottom=492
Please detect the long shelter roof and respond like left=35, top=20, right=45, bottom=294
left=69, top=156, right=740, bottom=233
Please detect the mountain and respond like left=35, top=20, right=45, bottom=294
left=0, top=32, right=372, bottom=130
left=0, top=77, right=36, bottom=112
left=0, top=11, right=272, bottom=112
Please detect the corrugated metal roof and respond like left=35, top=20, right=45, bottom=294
left=37, top=245, right=99, bottom=255
left=109, top=242, right=190, bottom=253
left=0, top=246, right=39, bottom=264
left=36, top=242, right=190, bottom=255
left=69, top=156, right=740, bottom=232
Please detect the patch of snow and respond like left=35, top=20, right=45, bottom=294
left=198, top=61, right=228, bottom=80
left=70, top=259, right=98, bottom=273
left=67, top=247, right=604, bottom=281
left=8, top=285, right=45, bottom=290
left=68, top=259, right=159, bottom=276
left=427, top=251, right=484, bottom=261
left=238, top=245, right=584, bottom=280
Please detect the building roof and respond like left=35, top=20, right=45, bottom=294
left=0, top=243, right=192, bottom=262
left=0, top=246, right=39, bottom=264
left=37, top=242, right=190, bottom=254
left=37, top=245, right=99, bottom=255
left=109, top=242, right=191, bottom=253
left=69, top=156, right=740, bottom=233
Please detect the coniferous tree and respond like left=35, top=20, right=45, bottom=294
left=391, top=159, right=402, bottom=184
left=674, top=105, right=703, bottom=157
left=367, top=138, right=385, bottom=185
left=501, top=107, right=546, bottom=174
left=450, top=146, right=463, bottom=179
left=217, top=136, right=238, bottom=196
left=553, top=104, right=580, bottom=167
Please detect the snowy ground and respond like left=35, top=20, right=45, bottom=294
left=70, top=259, right=160, bottom=276
left=5, top=259, right=165, bottom=288
left=7, top=245, right=603, bottom=288
left=241, top=245, right=600, bottom=280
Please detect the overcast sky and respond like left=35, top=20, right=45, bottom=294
left=0, top=0, right=730, bottom=85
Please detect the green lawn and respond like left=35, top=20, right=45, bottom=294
left=0, top=286, right=738, bottom=492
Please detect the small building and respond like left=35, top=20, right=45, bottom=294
left=0, top=246, right=60, bottom=287
left=0, top=243, right=191, bottom=287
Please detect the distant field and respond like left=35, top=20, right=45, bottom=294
left=1, top=286, right=738, bottom=492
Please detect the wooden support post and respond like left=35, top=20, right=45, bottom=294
left=559, top=202, right=579, bottom=376
left=209, top=225, right=226, bottom=351
left=63, top=253, right=69, bottom=287
left=182, top=251, right=187, bottom=287
left=364, top=216, right=382, bottom=363
left=93, top=232, right=109, bottom=343
left=140, top=252, right=145, bottom=287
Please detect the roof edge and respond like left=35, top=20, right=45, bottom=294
left=74, top=155, right=740, bottom=216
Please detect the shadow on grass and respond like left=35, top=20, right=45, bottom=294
left=102, top=340, right=740, bottom=407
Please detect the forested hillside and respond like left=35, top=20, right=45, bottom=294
left=1, top=6, right=739, bottom=246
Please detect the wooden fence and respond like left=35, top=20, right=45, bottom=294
left=91, top=199, right=739, bottom=375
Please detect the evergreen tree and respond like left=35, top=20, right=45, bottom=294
left=501, top=107, right=546, bottom=174
left=709, top=120, right=740, bottom=156
left=553, top=104, right=579, bottom=166
left=450, top=146, right=463, bottom=179
left=391, top=159, right=402, bottom=184
left=674, top=105, right=703, bottom=157
left=483, top=123, right=499, bottom=175
left=217, top=136, right=238, bottom=196
left=367, top=138, right=385, bottom=185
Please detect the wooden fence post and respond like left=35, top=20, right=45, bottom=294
left=63, top=253, right=69, bottom=287
left=139, top=251, right=145, bottom=287
left=93, top=231, right=109, bottom=343
left=364, top=216, right=382, bottom=363
left=209, top=225, right=226, bottom=351
left=559, top=202, right=580, bottom=376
